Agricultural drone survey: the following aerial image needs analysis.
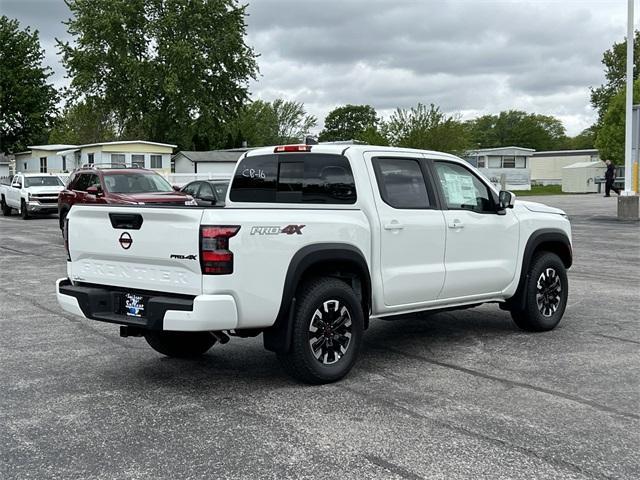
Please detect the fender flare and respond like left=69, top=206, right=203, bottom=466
left=506, top=228, right=572, bottom=311
left=263, top=243, right=371, bottom=353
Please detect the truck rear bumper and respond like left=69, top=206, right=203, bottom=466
left=56, top=278, right=238, bottom=331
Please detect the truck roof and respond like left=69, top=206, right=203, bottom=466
left=244, top=144, right=463, bottom=161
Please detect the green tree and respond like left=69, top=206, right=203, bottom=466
left=272, top=99, right=317, bottom=144
left=467, top=110, right=568, bottom=150
left=0, top=16, right=58, bottom=153
left=48, top=99, right=117, bottom=145
left=385, top=103, right=470, bottom=154
left=567, top=126, right=597, bottom=150
left=318, top=104, right=379, bottom=142
left=225, top=99, right=316, bottom=147
left=595, top=79, right=640, bottom=164
left=590, top=31, right=640, bottom=123
left=58, top=0, right=258, bottom=149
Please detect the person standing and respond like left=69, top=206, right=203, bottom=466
left=604, top=160, right=621, bottom=197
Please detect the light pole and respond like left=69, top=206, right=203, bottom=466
left=623, top=0, right=635, bottom=195
left=619, top=0, right=640, bottom=219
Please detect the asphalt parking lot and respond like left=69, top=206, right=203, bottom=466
left=1, top=194, right=638, bottom=480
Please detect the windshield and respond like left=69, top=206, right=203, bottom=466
left=103, top=172, right=173, bottom=193
left=24, top=176, right=64, bottom=187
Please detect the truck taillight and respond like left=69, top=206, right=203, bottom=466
left=200, top=226, right=240, bottom=275
left=63, top=217, right=70, bottom=261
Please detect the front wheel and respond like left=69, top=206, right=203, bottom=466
left=277, top=277, right=364, bottom=384
left=144, top=331, right=216, bottom=358
left=20, top=199, right=29, bottom=220
left=511, top=252, right=568, bottom=332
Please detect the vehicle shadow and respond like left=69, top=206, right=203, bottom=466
left=121, top=307, right=519, bottom=390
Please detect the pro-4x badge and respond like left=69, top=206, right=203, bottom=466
left=250, top=225, right=305, bottom=235
left=170, top=254, right=197, bottom=260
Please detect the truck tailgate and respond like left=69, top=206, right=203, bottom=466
left=67, top=206, right=204, bottom=295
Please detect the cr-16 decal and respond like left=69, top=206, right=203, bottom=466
left=250, top=225, right=305, bottom=235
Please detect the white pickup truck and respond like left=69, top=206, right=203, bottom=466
left=1, top=173, right=65, bottom=219
left=56, top=144, right=572, bottom=384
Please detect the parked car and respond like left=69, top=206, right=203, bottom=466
left=1, top=173, right=65, bottom=219
left=181, top=179, right=229, bottom=206
left=58, top=165, right=197, bottom=229
left=56, top=144, right=572, bottom=384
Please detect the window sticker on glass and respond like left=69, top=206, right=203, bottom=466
left=442, top=172, right=477, bottom=205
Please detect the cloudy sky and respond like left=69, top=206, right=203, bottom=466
left=2, top=0, right=631, bottom=135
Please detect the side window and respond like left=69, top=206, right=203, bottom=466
left=198, top=183, right=215, bottom=201
left=373, top=157, right=431, bottom=209
left=150, top=155, right=162, bottom=169
left=434, top=161, right=495, bottom=213
left=73, top=174, right=90, bottom=191
left=88, top=174, right=101, bottom=189
left=183, top=182, right=200, bottom=196
left=132, top=154, right=145, bottom=168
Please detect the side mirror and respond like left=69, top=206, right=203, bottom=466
left=498, top=190, right=516, bottom=210
left=172, top=185, right=181, bottom=191
left=86, top=185, right=103, bottom=196
left=12, top=182, right=21, bottom=189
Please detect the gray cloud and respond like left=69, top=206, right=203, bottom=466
left=1, top=0, right=628, bottom=135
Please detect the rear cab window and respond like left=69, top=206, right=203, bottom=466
left=230, top=153, right=356, bottom=204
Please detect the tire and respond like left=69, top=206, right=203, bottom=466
left=1, top=197, right=11, bottom=216
left=20, top=199, right=29, bottom=220
left=144, top=331, right=216, bottom=358
left=277, top=277, right=364, bottom=384
left=59, top=209, right=67, bottom=230
left=510, top=252, right=568, bottom=332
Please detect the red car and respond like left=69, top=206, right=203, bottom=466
left=58, top=165, right=196, bottom=229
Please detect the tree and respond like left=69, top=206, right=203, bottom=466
left=590, top=31, right=640, bottom=123
left=58, top=0, right=258, bottom=149
left=595, top=79, right=640, bottom=165
left=272, top=99, right=317, bottom=144
left=567, top=126, right=597, bottom=150
left=0, top=16, right=58, bottom=153
left=385, top=103, right=470, bottom=154
left=467, top=110, right=568, bottom=150
left=224, top=99, right=316, bottom=147
left=48, top=99, right=117, bottom=145
left=318, top=104, right=378, bottom=142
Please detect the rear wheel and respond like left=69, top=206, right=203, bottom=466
left=1, top=197, right=10, bottom=216
left=511, top=252, right=568, bottom=332
left=20, top=199, right=29, bottom=220
left=277, top=277, right=364, bottom=384
left=144, top=331, right=216, bottom=358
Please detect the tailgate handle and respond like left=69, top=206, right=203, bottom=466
left=109, top=213, right=143, bottom=230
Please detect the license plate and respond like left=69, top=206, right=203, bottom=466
left=124, top=293, right=145, bottom=317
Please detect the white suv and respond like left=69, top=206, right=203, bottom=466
left=56, top=144, right=572, bottom=384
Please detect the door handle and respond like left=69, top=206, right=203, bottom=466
left=384, top=221, right=404, bottom=230
left=448, top=219, right=464, bottom=229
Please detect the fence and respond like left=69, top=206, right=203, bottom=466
left=164, top=172, right=232, bottom=186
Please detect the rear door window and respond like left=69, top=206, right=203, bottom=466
left=372, top=158, right=432, bottom=209
left=230, top=154, right=356, bottom=204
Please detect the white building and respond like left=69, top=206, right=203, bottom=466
left=172, top=149, right=249, bottom=175
left=59, top=141, right=176, bottom=173
left=14, top=144, right=78, bottom=173
left=0, top=158, right=10, bottom=179
left=465, top=146, right=534, bottom=191
left=530, top=149, right=601, bottom=185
